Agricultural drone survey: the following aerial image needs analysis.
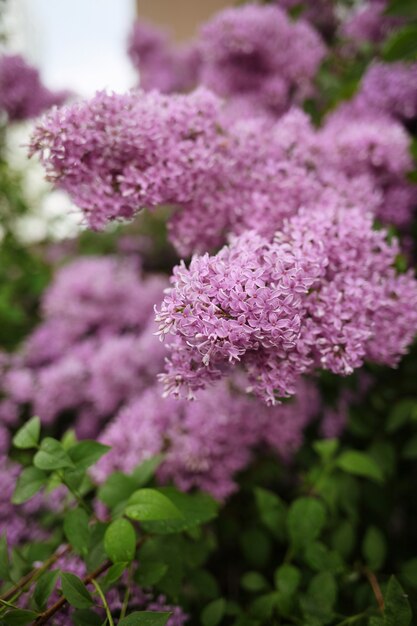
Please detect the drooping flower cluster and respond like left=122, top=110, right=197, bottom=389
left=319, top=62, right=416, bottom=229
left=198, top=4, right=326, bottom=119
left=127, top=5, right=326, bottom=121
left=157, top=205, right=417, bottom=404
left=32, top=89, right=404, bottom=255
left=92, top=379, right=319, bottom=500
left=128, top=19, right=201, bottom=93
left=0, top=54, right=69, bottom=122
left=0, top=256, right=168, bottom=436
left=29, top=88, right=222, bottom=232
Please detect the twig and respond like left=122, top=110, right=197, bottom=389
left=363, top=566, right=385, bottom=612
left=1, top=545, right=71, bottom=602
left=34, top=557, right=113, bottom=625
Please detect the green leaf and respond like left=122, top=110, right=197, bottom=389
left=67, top=441, right=110, bottom=470
left=254, top=488, right=287, bottom=540
left=97, top=472, right=138, bottom=509
left=201, top=598, right=226, bottom=626
left=125, top=488, right=182, bottom=522
left=135, top=561, right=168, bottom=587
left=101, top=562, right=128, bottom=588
left=0, top=534, right=10, bottom=581
left=304, top=542, right=344, bottom=573
left=33, top=569, right=59, bottom=610
left=12, top=416, right=40, bottom=449
left=139, top=488, right=218, bottom=534
left=241, top=572, right=269, bottom=592
left=2, top=610, right=38, bottom=625
left=132, top=454, right=165, bottom=486
left=104, top=518, right=136, bottom=563
left=72, top=609, right=103, bottom=626
left=61, top=572, right=93, bottom=609
left=249, top=592, right=280, bottom=620
left=313, top=439, right=339, bottom=462
left=302, top=572, right=337, bottom=621
left=384, top=576, right=412, bottom=625
left=274, top=564, right=301, bottom=596
left=33, top=438, right=74, bottom=471
left=336, top=450, right=384, bottom=483
left=118, top=612, right=171, bottom=626
left=12, top=467, right=47, bottom=504
left=383, top=25, right=417, bottom=61
left=288, top=497, right=326, bottom=550
left=63, top=508, right=90, bottom=555
left=386, top=399, right=417, bottom=433
left=331, top=520, right=356, bottom=559
left=362, top=526, right=386, bottom=571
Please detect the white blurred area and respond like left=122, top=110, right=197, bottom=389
left=2, top=0, right=137, bottom=243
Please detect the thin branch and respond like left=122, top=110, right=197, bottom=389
left=363, top=566, right=385, bottom=612
left=34, top=557, right=113, bottom=625
left=0, top=544, right=71, bottom=602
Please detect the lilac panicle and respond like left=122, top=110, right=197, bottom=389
left=0, top=54, right=69, bottom=122
left=157, top=205, right=417, bottom=404
left=128, top=19, right=200, bottom=94
left=92, top=380, right=319, bottom=500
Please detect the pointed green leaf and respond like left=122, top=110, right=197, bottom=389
left=33, top=438, right=74, bottom=471
left=132, top=454, right=165, bottom=486
left=201, top=598, right=226, bottom=626
left=2, top=610, right=38, bottom=625
left=12, top=416, right=40, bottom=449
left=12, top=467, right=47, bottom=504
left=118, top=612, right=171, bottom=626
left=63, top=508, right=90, bottom=555
left=67, top=441, right=110, bottom=470
left=97, top=472, right=137, bottom=509
left=61, top=572, right=93, bottom=608
left=362, top=527, right=386, bottom=571
left=34, top=569, right=60, bottom=610
left=384, top=576, right=412, bottom=626
left=336, top=451, right=384, bottom=483
left=288, top=497, right=326, bottom=550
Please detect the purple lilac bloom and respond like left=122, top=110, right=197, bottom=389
left=0, top=256, right=168, bottom=435
left=29, top=88, right=221, bottom=231
left=0, top=54, right=69, bottom=122
left=340, top=0, right=403, bottom=49
left=157, top=205, right=417, bottom=404
left=128, top=19, right=200, bottom=93
left=198, top=4, right=326, bottom=119
left=92, top=379, right=319, bottom=500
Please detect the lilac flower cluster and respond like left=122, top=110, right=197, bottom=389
left=0, top=256, right=168, bottom=436
left=319, top=63, right=416, bottom=229
left=127, top=5, right=326, bottom=121
left=0, top=54, right=68, bottom=122
left=29, top=88, right=221, bottom=232
left=157, top=205, right=417, bottom=404
left=198, top=4, right=326, bottom=119
left=128, top=19, right=200, bottom=93
left=32, top=91, right=396, bottom=255
left=340, top=0, right=403, bottom=49
left=92, top=379, right=319, bottom=500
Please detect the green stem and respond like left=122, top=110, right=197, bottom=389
left=92, top=578, right=114, bottom=626
left=119, top=564, right=133, bottom=620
